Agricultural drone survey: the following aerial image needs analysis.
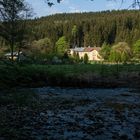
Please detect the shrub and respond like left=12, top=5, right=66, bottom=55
left=84, top=53, right=89, bottom=64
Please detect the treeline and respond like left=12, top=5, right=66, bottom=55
left=1, top=10, right=140, bottom=48
left=27, top=10, right=140, bottom=48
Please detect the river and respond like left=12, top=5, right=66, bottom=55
left=30, top=87, right=140, bottom=140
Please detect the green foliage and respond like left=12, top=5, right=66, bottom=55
left=63, top=52, right=69, bottom=59
left=121, top=51, right=128, bottom=63
left=2, top=10, right=140, bottom=62
left=0, top=64, right=140, bottom=89
left=73, top=51, right=80, bottom=63
left=0, top=0, right=31, bottom=61
left=109, top=42, right=131, bottom=63
left=28, top=37, right=52, bottom=61
left=133, top=39, right=140, bottom=59
left=100, top=43, right=111, bottom=60
left=72, top=25, right=78, bottom=37
left=25, top=10, right=140, bottom=49
left=73, top=51, right=77, bottom=58
left=72, top=25, right=78, bottom=47
left=84, top=53, right=89, bottom=64
left=75, top=53, right=80, bottom=63
left=109, top=50, right=121, bottom=62
left=32, top=37, right=52, bottom=53
left=84, top=33, right=90, bottom=47
left=55, top=36, right=69, bottom=55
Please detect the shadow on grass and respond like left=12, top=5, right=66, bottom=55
left=0, top=89, right=40, bottom=107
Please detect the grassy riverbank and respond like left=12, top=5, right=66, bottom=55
left=0, top=63, right=140, bottom=88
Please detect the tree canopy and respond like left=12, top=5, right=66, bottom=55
left=25, top=10, right=140, bottom=48
left=133, top=39, right=140, bottom=59
left=0, top=0, right=31, bottom=60
left=109, top=42, right=131, bottom=62
left=55, top=36, right=69, bottom=55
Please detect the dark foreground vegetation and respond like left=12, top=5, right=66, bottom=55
left=0, top=89, right=40, bottom=140
left=0, top=63, right=140, bottom=89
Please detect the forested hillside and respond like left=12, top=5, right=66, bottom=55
left=0, top=10, right=140, bottom=62
left=27, top=10, right=140, bottom=48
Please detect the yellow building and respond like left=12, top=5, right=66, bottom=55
left=70, top=47, right=103, bottom=61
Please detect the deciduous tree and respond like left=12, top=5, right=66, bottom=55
left=55, top=36, right=69, bottom=55
left=0, top=0, right=31, bottom=61
left=133, top=39, right=140, bottom=59
left=109, top=42, right=131, bottom=63
left=100, top=43, right=111, bottom=60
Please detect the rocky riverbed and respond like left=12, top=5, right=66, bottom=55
left=0, top=87, right=140, bottom=140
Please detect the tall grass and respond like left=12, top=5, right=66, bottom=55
left=0, top=63, right=139, bottom=88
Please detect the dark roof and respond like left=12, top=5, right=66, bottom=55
left=70, top=47, right=101, bottom=52
left=73, top=47, right=85, bottom=52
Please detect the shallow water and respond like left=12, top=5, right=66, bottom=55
left=32, top=87, right=140, bottom=140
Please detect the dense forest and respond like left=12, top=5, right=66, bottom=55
left=0, top=10, right=140, bottom=62
left=27, top=10, right=140, bottom=47
left=1, top=10, right=140, bottom=48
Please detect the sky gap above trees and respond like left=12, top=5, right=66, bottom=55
left=24, top=0, right=140, bottom=17
left=45, top=0, right=140, bottom=9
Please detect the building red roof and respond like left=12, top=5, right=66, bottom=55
left=84, top=47, right=101, bottom=52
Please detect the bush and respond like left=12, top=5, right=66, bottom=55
left=84, top=53, right=89, bottom=64
left=133, top=39, right=140, bottom=60
left=109, top=42, right=132, bottom=63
